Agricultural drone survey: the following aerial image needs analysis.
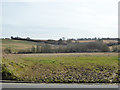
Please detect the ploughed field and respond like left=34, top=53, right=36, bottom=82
left=2, top=53, right=118, bottom=83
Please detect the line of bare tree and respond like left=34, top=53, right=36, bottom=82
left=4, top=41, right=111, bottom=54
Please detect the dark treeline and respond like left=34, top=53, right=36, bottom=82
left=10, top=36, right=119, bottom=40
left=2, top=36, right=117, bottom=47
left=9, top=36, right=119, bottom=45
left=10, top=36, right=66, bottom=45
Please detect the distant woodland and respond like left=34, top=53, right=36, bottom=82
left=2, top=36, right=120, bottom=54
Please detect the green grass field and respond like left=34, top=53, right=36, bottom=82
left=2, top=53, right=118, bottom=83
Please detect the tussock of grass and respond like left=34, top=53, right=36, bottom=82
left=2, top=53, right=118, bottom=83
left=2, top=64, right=17, bottom=80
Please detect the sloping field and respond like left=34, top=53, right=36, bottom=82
left=103, top=40, right=118, bottom=44
left=72, top=40, right=118, bottom=44
left=2, top=53, right=118, bottom=83
left=1, top=39, right=38, bottom=53
left=2, top=39, right=37, bottom=49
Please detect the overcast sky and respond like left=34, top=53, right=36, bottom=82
left=2, top=0, right=119, bottom=40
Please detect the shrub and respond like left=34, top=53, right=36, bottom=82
left=4, top=48, right=12, bottom=54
